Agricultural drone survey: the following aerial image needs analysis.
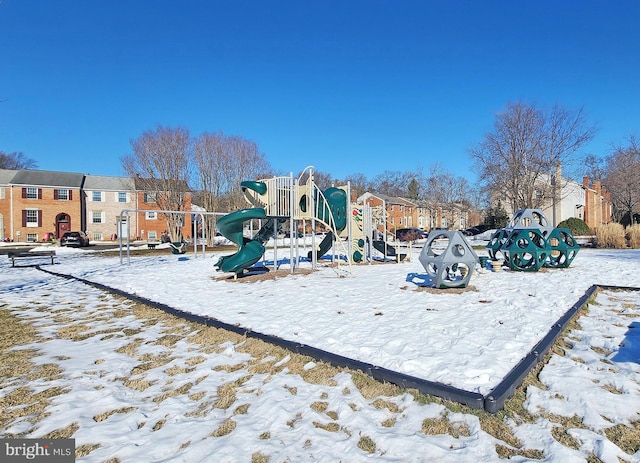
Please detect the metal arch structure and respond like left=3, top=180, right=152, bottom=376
left=118, top=209, right=207, bottom=265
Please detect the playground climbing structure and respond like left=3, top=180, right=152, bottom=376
left=215, top=166, right=367, bottom=276
left=486, top=209, right=580, bottom=272
left=419, top=230, right=479, bottom=289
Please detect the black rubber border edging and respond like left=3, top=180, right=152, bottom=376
left=484, top=284, right=599, bottom=413
left=35, top=266, right=639, bottom=414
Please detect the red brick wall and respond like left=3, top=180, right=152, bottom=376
left=11, top=186, right=82, bottom=241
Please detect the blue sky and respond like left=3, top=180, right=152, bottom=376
left=1, top=0, right=638, bottom=184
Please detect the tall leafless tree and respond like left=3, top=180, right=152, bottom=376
left=0, top=151, right=37, bottom=169
left=192, top=132, right=271, bottom=244
left=603, top=135, right=640, bottom=224
left=122, top=126, right=192, bottom=241
left=583, top=153, right=606, bottom=182
left=343, top=173, right=370, bottom=199
left=469, top=102, right=596, bottom=214
left=370, top=169, right=417, bottom=197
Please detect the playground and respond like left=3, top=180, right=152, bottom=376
left=0, top=239, right=640, bottom=463
left=42, top=243, right=638, bottom=388
left=2, top=170, right=639, bottom=461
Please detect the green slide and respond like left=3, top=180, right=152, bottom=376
left=215, top=208, right=267, bottom=274
left=307, top=231, right=335, bottom=260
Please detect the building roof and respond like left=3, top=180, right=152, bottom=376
left=133, top=177, right=191, bottom=192
left=0, top=169, right=18, bottom=184
left=83, top=175, right=135, bottom=191
left=10, top=169, right=85, bottom=188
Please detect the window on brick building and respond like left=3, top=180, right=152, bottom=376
left=25, top=209, right=39, bottom=227
left=55, top=189, right=70, bottom=200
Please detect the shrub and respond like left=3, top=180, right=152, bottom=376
left=626, top=224, right=640, bottom=249
left=483, top=203, right=509, bottom=230
left=557, top=217, right=591, bottom=236
left=595, top=223, right=626, bottom=248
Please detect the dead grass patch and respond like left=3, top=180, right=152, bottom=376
left=311, top=401, right=328, bottom=414
left=382, top=417, right=396, bottom=427
left=252, top=452, right=270, bottom=463
left=135, top=352, right=174, bottom=366
left=154, top=334, right=183, bottom=347
left=421, top=414, right=471, bottom=438
left=601, top=383, right=624, bottom=394
left=313, top=421, right=340, bottom=432
left=551, top=425, right=581, bottom=449
left=93, top=407, right=137, bottom=422
left=76, top=444, right=100, bottom=458
left=188, top=391, right=207, bottom=401
left=604, top=421, right=640, bottom=455
left=211, top=418, right=237, bottom=437
left=414, top=285, right=478, bottom=294
left=123, top=378, right=154, bottom=392
left=185, top=355, right=206, bottom=366
left=591, top=345, right=613, bottom=356
left=357, top=434, right=377, bottom=453
left=153, top=382, right=193, bottom=403
left=371, top=398, right=401, bottom=413
left=164, top=365, right=195, bottom=376
left=350, top=371, right=402, bottom=399
left=213, top=378, right=250, bottom=409
left=234, top=403, right=250, bottom=415
left=115, top=338, right=143, bottom=356
left=152, top=419, right=166, bottom=431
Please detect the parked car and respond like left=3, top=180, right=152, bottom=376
left=60, top=231, right=90, bottom=247
left=395, top=228, right=428, bottom=241
left=462, top=225, right=489, bottom=236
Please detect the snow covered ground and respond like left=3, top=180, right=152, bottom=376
left=1, top=243, right=639, bottom=462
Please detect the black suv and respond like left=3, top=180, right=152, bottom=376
left=395, top=228, right=428, bottom=241
left=60, top=231, right=90, bottom=247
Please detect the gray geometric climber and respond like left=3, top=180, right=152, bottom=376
left=506, top=209, right=554, bottom=238
left=419, top=230, right=479, bottom=289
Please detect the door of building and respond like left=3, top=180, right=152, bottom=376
left=56, top=213, right=70, bottom=238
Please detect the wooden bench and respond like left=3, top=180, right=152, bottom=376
left=7, top=250, right=57, bottom=267
left=147, top=241, right=160, bottom=250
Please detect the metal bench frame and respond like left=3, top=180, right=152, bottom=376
left=7, top=250, right=57, bottom=267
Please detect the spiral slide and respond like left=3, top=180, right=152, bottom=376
left=214, top=208, right=267, bottom=274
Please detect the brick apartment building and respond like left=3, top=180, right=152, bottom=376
left=0, top=169, right=193, bottom=243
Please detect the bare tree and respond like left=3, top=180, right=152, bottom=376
left=469, top=102, right=596, bottom=213
left=583, top=153, right=606, bottom=182
left=603, top=135, right=640, bottom=224
left=0, top=151, right=37, bottom=169
left=122, top=126, right=192, bottom=241
left=220, top=135, right=272, bottom=211
left=370, top=170, right=416, bottom=197
left=343, top=173, right=370, bottom=198
left=192, top=132, right=271, bottom=244
left=422, top=164, right=447, bottom=229
left=297, top=169, right=334, bottom=191
left=441, top=173, right=471, bottom=229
